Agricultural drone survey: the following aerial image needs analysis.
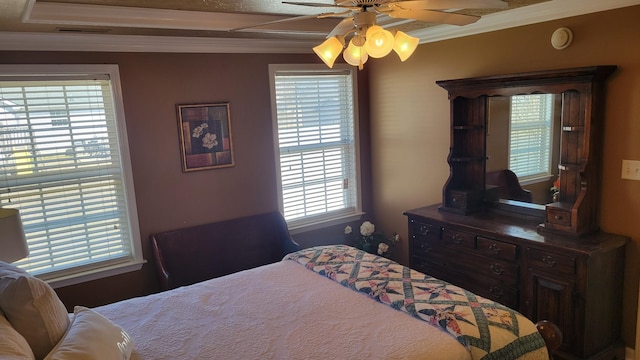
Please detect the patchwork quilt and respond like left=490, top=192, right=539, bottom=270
left=284, top=245, right=548, bottom=360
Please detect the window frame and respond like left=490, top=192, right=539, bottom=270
left=268, top=64, right=363, bottom=234
left=0, top=64, right=143, bottom=288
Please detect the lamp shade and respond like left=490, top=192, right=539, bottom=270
left=0, top=208, right=29, bottom=263
left=393, top=31, right=419, bottom=62
left=364, top=25, right=394, bottom=58
left=313, top=36, right=344, bottom=68
left=343, top=40, right=369, bottom=70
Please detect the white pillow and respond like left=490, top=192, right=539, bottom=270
left=44, top=306, right=134, bottom=360
left=0, top=261, right=28, bottom=276
left=0, top=262, right=70, bottom=360
left=0, top=312, right=36, bottom=360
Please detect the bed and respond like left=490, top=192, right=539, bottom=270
left=0, top=245, right=558, bottom=360
left=106, top=244, right=555, bottom=360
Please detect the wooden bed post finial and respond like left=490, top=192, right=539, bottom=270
left=536, top=320, right=562, bottom=359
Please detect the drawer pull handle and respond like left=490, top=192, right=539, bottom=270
left=488, top=243, right=502, bottom=254
left=490, top=264, right=504, bottom=275
left=541, top=255, right=557, bottom=267
left=419, top=225, right=430, bottom=235
left=489, top=286, right=504, bottom=298
left=450, top=234, right=463, bottom=244
left=554, top=215, right=563, bottom=220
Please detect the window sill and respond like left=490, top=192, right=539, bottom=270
left=288, top=212, right=364, bottom=235
left=519, top=174, right=553, bottom=186
left=41, top=259, right=146, bottom=289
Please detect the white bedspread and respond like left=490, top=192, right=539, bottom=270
left=95, top=260, right=472, bottom=360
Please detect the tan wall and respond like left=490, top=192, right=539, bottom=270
left=368, top=5, right=640, bottom=347
left=0, top=51, right=371, bottom=308
left=1, top=3, right=638, bottom=349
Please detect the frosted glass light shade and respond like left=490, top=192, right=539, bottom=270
left=0, top=208, right=28, bottom=263
left=343, top=40, right=368, bottom=70
left=364, top=25, right=394, bottom=58
left=393, top=31, right=419, bottom=62
left=313, top=36, right=344, bottom=68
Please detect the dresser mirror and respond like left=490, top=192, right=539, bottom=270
left=436, top=66, right=617, bottom=236
left=485, top=94, right=562, bottom=205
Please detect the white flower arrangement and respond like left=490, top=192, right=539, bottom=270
left=360, top=221, right=375, bottom=237
left=192, top=123, right=208, bottom=138
left=201, top=133, right=218, bottom=149
left=191, top=123, right=218, bottom=150
left=345, top=221, right=399, bottom=256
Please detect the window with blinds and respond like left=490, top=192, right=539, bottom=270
left=509, top=94, right=554, bottom=179
left=0, top=65, right=142, bottom=285
left=270, top=65, right=361, bottom=230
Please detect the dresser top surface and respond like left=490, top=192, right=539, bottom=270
left=404, top=203, right=629, bottom=254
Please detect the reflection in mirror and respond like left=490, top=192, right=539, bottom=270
left=486, top=94, right=562, bottom=205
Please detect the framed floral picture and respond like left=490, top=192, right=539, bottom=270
left=176, top=102, right=234, bottom=172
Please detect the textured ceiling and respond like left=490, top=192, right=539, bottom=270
left=0, top=0, right=550, bottom=40
left=1, top=0, right=638, bottom=53
left=35, top=0, right=545, bottom=14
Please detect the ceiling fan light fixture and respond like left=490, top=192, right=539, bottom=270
left=343, top=39, right=369, bottom=70
left=393, top=30, right=419, bottom=62
left=364, top=25, right=394, bottom=58
left=286, top=0, right=509, bottom=69
left=313, top=35, right=345, bottom=68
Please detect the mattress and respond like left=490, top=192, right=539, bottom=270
left=96, top=260, right=472, bottom=360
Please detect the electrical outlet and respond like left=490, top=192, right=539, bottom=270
left=621, top=160, right=640, bottom=180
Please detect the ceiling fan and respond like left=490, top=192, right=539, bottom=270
left=236, top=0, right=509, bottom=68
left=285, top=0, right=508, bottom=34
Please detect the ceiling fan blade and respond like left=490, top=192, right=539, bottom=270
left=388, top=0, right=508, bottom=10
left=386, top=8, right=480, bottom=25
left=229, top=12, right=339, bottom=32
left=327, top=17, right=355, bottom=38
left=283, top=1, right=355, bottom=9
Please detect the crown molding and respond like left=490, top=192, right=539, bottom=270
left=1, top=0, right=639, bottom=53
left=0, top=32, right=318, bottom=53
left=411, top=0, right=640, bottom=43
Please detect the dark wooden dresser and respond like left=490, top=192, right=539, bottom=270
left=405, top=204, right=628, bottom=360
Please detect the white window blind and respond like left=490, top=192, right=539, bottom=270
left=0, top=65, right=142, bottom=283
left=509, top=94, right=553, bottom=179
left=271, top=66, right=360, bottom=229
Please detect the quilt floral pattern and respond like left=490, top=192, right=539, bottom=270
left=284, top=245, right=548, bottom=360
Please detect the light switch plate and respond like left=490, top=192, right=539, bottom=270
left=621, top=160, right=640, bottom=180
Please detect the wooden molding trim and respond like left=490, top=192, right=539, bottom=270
left=1, top=0, right=639, bottom=53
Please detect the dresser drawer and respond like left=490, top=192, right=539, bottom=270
left=527, top=248, right=576, bottom=275
left=409, top=219, right=440, bottom=241
left=411, top=256, right=447, bottom=279
left=446, top=189, right=482, bottom=211
left=473, top=283, right=519, bottom=309
left=441, top=228, right=476, bottom=249
left=411, top=238, right=439, bottom=257
left=546, top=207, right=571, bottom=226
left=476, top=236, right=518, bottom=261
left=445, top=270, right=519, bottom=309
left=452, top=252, right=519, bottom=285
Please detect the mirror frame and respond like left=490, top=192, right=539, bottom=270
left=436, top=66, right=617, bottom=236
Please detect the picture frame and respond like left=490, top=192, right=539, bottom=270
left=176, top=102, right=234, bottom=172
